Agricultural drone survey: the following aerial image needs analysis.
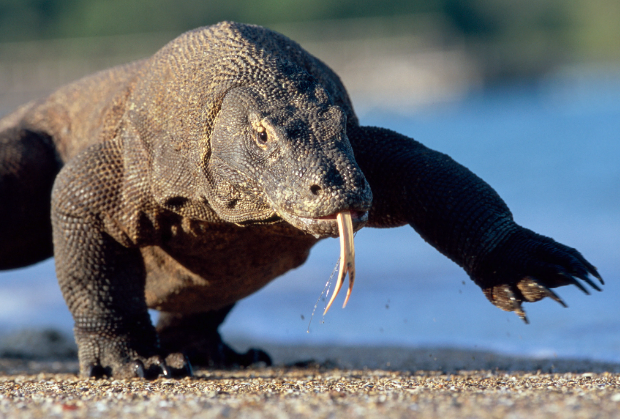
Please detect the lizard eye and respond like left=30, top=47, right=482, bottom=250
left=255, top=128, right=269, bottom=148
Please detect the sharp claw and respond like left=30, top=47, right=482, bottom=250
left=164, top=353, right=193, bottom=377
left=520, top=277, right=569, bottom=307
left=576, top=273, right=602, bottom=292
left=568, top=264, right=602, bottom=292
left=567, top=250, right=604, bottom=286
left=516, top=309, right=529, bottom=324
left=150, top=356, right=172, bottom=378
left=160, top=363, right=171, bottom=378
left=133, top=360, right=146, bottom=378
left=569, top=277, right=590, bottom=295
left=185, top=360, right=194, bottom=377
left=556, top=268, right=591, bottom=295
left=541, top=285, right=567, bottom=308
left=582, top=260, right=603, bottom=284
left=87, top=363, right=106, bottom=379
left=324, top=211, right=355, bottom=315
left=502, top=285, right=529, bottom=324
left=585, top=264, right=604, bottom=284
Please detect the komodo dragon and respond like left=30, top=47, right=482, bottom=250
left=0, top=22, right=603, bottom=379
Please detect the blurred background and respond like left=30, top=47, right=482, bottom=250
left=0, top=0, right=618, bottom=363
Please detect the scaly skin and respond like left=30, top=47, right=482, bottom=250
left=0, top=22, right=602, bottom=379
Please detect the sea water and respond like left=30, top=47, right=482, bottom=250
left=1, top=72, right=618, bottom=362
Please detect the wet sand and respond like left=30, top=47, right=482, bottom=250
left=0, top=342, right=619, bottom=418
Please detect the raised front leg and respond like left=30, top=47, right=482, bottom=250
left=52, top=141, right=190, bottom=378
left=347, top=125, right=602, bottom=322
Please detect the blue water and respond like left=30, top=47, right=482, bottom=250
left=1, top=73, right=619, bottom=363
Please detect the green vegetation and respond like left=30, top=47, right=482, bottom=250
left=0, top=0, right=618, bottom=78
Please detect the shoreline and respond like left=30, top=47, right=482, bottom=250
left=2, top=329, right=619, bottom=375
left=0, top=346, right=618, bottom=418
left=250, top=342, right=620, bottom=375
left=0, top=330, right=619, bottom=417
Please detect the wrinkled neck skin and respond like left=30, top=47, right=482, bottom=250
left=207, top=83, right=372, bottom=238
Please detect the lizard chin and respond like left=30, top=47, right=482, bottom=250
left=280, top=210, right=368, bottom=238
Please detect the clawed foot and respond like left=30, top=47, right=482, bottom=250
left=484, top=277, right=568, bottom=323
left=156, top=309, right=272, bottom=369
left=476, top=228, right=603, bottom=322
left=85, top=353, right=192, bottom=379
left=186, top=341, right=272, bottom=369
left=74, top=323, right=193, bottom=379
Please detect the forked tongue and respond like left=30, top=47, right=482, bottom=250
left=324, top=211, right=355, bottom=315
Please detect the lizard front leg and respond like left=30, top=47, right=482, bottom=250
left=51, top=141, right=190, bottom=379
left=347, top=125, right=602, bottom=322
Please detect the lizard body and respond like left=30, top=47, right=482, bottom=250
left=0, top=22, right=602, bottom=378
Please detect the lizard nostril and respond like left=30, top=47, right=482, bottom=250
left=310, top=185, right=322, bottom=196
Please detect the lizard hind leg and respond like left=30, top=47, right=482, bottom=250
left=0, top=127, right=61, bottom=270
left=156, top=306, right=272, bottom=369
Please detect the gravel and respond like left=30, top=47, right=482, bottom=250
left=0, top=336, right=618, bottom=418
left=0, top=364, right=619, bottom=418
left=0, top=346, right=620, bottom=418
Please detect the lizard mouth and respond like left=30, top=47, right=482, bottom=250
left=282, top=210, right=364, bottom=315
left=287, top=209, right=368, bottom=238
left=315, top=210, right=367, bottom=221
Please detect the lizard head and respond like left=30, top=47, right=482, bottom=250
left=206, top=84, right=372, bottom=238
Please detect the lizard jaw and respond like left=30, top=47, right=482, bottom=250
left=283, top=209, right=368, bottom=238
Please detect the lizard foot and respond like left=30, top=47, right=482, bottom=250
left=85, top=353, right=192, bottom=379
left=156, top=309, right=272, bottom=369
left=483, top=277, right=568, bottom=324
left=475, top=228, right=603, bottom=323
left=183, top=341, right=272, bottom=369
left=74, top=321, right=192, bottom=379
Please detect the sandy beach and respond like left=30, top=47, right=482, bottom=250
left=0, top=338, right=618, bottom=418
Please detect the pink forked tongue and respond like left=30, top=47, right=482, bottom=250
left=323, top=211, right=356, bottom=315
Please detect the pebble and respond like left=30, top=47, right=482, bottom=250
left=0, top=365, right=617, bottom=418
left=0, top=345, right=618, bottom=418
